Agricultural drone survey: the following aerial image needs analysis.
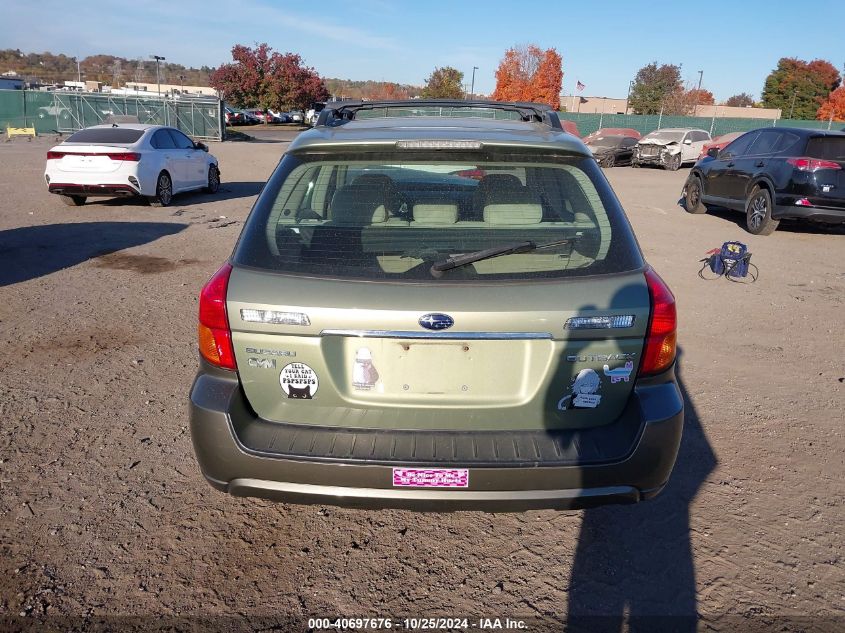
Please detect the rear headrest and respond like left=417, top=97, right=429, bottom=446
left=476, top=173, right=523, bottom=197
left=483, top=188, right=543, bottom=224
left=412, top=203, right=458, bottom=224
left=330, top=185, right=389, bottom=225
left=351, top=174, right=401, bottom=213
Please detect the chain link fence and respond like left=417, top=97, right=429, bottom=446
left=557, top=111, right=843, bottom=139
left=0, top=89, right=223, bottom=140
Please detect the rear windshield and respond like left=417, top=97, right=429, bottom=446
left=232, top=151, right=643, bottom=282
left=806, top=136, right=845, bottom=161
left=65, top=128, right=145, bottom=144
left=589, top=136, right=624, bottom=147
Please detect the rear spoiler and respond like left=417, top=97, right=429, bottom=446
left=315, top=99, right=564, bottom=131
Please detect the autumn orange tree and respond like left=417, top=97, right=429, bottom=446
left=817, top=87, right=845, bottom=122
left=493, top=45, right=562, bottom=109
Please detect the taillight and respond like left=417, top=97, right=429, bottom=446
left=641, top=268, right=677, bottom=376
left=198, top=263, right=236, bottom=370
left=47, top=151, right=65, bottom=160
left=787, top=157, right=842, bottom=172
left=106, top=152, right=141, bottom=161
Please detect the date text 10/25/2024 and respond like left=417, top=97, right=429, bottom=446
left=308, top=617, right=528, bottom=630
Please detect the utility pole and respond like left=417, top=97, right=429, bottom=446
left=151, top=55, right=165, bottom=96
left=179, top=74, right=185, bottom=93
left=789, top=90, right=798, bottom=119
left=469, top=66, right=478, bottom=100
left=76, top=57, right=81, bottom=83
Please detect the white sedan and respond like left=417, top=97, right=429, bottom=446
left=44, top=124, right=220, bottom=207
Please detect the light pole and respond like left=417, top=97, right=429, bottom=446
left=625, top=80, right=634, bottom=115
left=178, top=74, right=185, bottom=93
left=469, top=66, right=478, bottom=100
left=151, top=55, right=165, bottom=96
left=789, top=89, right=798, bottom=119
left=695, top=70, right=703, bottom=115
left=75, top=57, right=81, bottom=83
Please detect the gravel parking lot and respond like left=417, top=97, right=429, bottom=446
left=1, top=133, right=843, bottom=632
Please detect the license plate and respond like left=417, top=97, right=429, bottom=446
left=392, top=468, right=469, bottom=488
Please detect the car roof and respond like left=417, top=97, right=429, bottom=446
left=288, top=116, right=590, bottom=155
left=80, top=123, right=163, bottom=131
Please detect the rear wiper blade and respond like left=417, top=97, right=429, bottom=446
left=430, top=238, right=572, bottom=278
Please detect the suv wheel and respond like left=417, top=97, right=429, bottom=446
left=745, top=186, right=779, bottom=235
left=666, top=153, right=681, bottom=171
left=205, top=165, right=220, bottom=194
left=148, top=172, right=173, bottom=207
left=60, top=194, right=86, bottom=207
left=684, top=176, right=707, bottom=214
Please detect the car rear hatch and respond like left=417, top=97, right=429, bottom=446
left=220, top=138, right=653, bottom=433
left=227, top=269, right=649, bottom=431
left=802, top=136, right=845, bottom=208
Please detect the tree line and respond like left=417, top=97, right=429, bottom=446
left=7, top=47, right=843, bottom=122
left=0, top=49, right=213, bottom=87
left=628, top=58, right=843, bottom=121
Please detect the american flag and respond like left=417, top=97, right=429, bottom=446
left=576, top=81, right=585, bottom=92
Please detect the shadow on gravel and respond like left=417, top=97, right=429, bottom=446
left=0, top=221, right=188, bottom=286
left=566, top=348, right=717, bottom=633
left=86, top=181, right=265, bottom=208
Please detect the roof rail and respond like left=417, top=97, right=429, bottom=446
left=315, top=99, right=563, bottom=130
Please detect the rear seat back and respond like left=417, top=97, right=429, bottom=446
left=412, top=203, right=458, bottom=224
left=483, top=187, right=543, bottom=225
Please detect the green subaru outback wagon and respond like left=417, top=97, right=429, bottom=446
left=190, top=100, right=682, bottom=510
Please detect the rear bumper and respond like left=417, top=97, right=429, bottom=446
left=773, top=199, right=845, bottom=223
left=48, top=183, right=139, bottom=197
left=189, top=367, right=684, bottom=511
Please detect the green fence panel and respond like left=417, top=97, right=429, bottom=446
left=556, top=111, right=842, bottom=139
left=0, top=89, right=222, bottom=139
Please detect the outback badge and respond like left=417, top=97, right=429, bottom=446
left=419, top=313, right=454, bottom=331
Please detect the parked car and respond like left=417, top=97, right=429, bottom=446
left=287, top=110, right=304, bottom=123
left=586, top=135, right=639, bottom=168
left=239, top=110, right=261, bottom=125
left=698, top=131, right=744, bottom=160
left=632, top=128, right=711, bottom=170
left=243, top=108, right=271, bottom=124
left=189, top=99, right=683, bottom=511
left=582, top=128, right=641, bottom=145
left=267, top=109, right=291, bottom=123
left=45, top=124, right=220, bottom=207
left=683, top=127, right=845, bottom=235
left=560, top=119, right=580, bottom=137
left=306, top=102, right=327, bottom=126
left=224, top=107, right=245, bottom=126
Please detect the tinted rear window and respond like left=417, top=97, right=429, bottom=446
left=65, top=128, right=145, bottom=144
left=806, top=137, right=845, bottom=161
left=232, top=151, right=643, bottom=282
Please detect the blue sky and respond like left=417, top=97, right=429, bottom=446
left=3, top=0, right=844, bottom=100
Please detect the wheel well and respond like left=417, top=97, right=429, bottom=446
left=748, top=178, right=773, bottom=197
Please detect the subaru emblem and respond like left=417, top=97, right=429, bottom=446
left=419, top=313, right=454, bottom=331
